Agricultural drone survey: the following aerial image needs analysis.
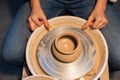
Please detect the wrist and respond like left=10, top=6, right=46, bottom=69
left=95, top=0, right=107, bottom=11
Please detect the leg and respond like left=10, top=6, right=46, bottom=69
left=68, top=0, right=96, bottom=19
left=69, top=0, right=120, bottom=70
left=40, top=0, right=67, bottom=19
left=1, top=2, right=31, bottom=66
left=1, top=0, right=67, bottom=66
left=101, top=3, right=120, bottom=70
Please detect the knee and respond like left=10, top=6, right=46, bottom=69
left=1, top=44, right=24, bottom=67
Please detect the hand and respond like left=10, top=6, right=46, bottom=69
left=82, top=8, right=108, bottom=29
left=28, top=7, right=50, bottom=31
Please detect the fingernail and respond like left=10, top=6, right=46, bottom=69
left=47, top=26, right=52, bottom=31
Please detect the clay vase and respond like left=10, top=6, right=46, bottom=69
left=52, top=32, right=82, bottom=63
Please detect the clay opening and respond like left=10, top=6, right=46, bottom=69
left=55, top=34, right=78, bottom=54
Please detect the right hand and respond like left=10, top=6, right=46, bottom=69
left=28, top=7, right=50, bottom=31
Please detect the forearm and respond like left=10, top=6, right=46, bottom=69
left=95, top=0, right=108, bottom=11
left=30, top=0, right=42, bottom=10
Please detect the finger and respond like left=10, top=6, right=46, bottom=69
left=89, top=21, right=94, bottom=26
left=31, top=17, right=42, bottom=27
left=99, top=24, right=106, bottom=29
left=92, top=17, right=102, bottom=29
left=99, top=19, right=108, bottom=29
left=82, top=17, right=94, bottom=29
left=97, top=21, right=106, bottom=29
left=42, top=17, right=51, bottom=29
left=28, top=18, right=38, bottom=31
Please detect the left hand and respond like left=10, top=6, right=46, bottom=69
left=82, top=8, right=108, bottom=29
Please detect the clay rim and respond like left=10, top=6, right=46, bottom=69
left=54, top=31, right=80, bottom=55
left=23, top=75, right=57, bottom=80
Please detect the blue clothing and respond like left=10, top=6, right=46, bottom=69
left=1, top=0, right=120, bottom=72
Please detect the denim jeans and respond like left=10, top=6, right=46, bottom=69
left=1, top=0, right=120, bottom=71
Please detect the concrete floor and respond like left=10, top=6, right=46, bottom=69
left=0, top=0, right=120, bottom=80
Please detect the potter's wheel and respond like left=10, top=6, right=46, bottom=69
left=26, top=16, right=108, bottom=80
left=37, top=26, right=96, bottom=79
